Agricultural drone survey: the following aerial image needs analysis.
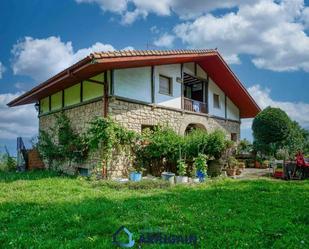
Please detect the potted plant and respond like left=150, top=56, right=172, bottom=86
left=129, top=164, right=143, bottom=182
left=262, top=160, right=269, bottom=169
left=189, top=164, right=199, bottom=183
left=175, top=159, right=188, bottom=183
left=255, top=157, right=263, bottom=168
left=226, top=156, right=238, bottom=176
left=193, top=154, right=208, bottom=182
left=238, top=161, right=246, bottom=170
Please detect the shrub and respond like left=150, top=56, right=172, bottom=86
left=37, top=113, right=87, bottom=169
left=86, top=117, right=139, bottom=174
left=193, top=153, right=208, bottom=175
left=176, top=159, right=187, bottom=176
left=137, top=126, right=183, bottom=174
left=184, top=129, right=227, bottom=159
left=0, top=152, right=16, bottom=172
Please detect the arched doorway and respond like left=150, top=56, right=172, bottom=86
left=184, top=123, right=207, bottom=135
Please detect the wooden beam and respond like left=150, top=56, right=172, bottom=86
left=225, top=94, right=227, bottom=120
left=181, top=63, right=184, bottom=110
left=206, top=75, right=209, bottom=114
left=62, top=90, right=65, bottom=108
left=110, top=69, right=114, bottom=96
left=80, top=81, right=83, bottom=102
left=85, top=78, right=104, bottom=85
left=48, top=95, right=51, bottom=112
left=104, top=72, right=109, bottom=117
left=151, top=66, right=155, bottom=103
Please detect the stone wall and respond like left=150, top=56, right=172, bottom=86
left=39, top=97, right=240, bottom=177
left=39, top=100, right=104, bottom=175
left=109, top=98, right=240, bottom=139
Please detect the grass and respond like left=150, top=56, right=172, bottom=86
left=0, top=171, right=308, bottom=249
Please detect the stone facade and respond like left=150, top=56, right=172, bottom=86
left=39, top=97, right=240, bottom=177
left=109, top=98, right=240, bottom=139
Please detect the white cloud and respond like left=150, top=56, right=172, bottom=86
left=0, top=62, right=5, bottom=79
left=173, top=0, right=309, bottom=71
left=153, top=33, right=175, bottom=48
left=75, top=0, right=127, bottom=13
left=0, top=92, right=38, bottom=140
left=11, top=36, right=129, bottom=82
left=241, top=84, right=309, bottom=140
left=75, top=0, right=258, bottom=24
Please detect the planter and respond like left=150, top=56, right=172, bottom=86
left=129, top=172, right=142, bottom=182
left=238, top=162, right=245, bottom=170
left=255, top=161, right=261, bottom=168
left=161, top=172, right=175, bottom=184
left=175, top=176, right=188, bottom=184
left=226, top=168, right=236, bottom=176
left=236, top=168, right=242, bottom=175
left=273, top=171, right=283, bottom=178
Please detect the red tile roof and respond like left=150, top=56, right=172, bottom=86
left=7, top=49, right=260, bottom=118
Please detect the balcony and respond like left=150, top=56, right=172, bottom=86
left=183, top=97, right=207, bottom=114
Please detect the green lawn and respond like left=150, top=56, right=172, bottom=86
left=0, top=171, right=308, bottom=249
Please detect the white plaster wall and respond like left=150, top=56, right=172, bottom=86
left=114, top=67, right=152, bottom=103
left=183, top=62, right=195, bottom=75
left=155, top=64, right=182, bottom=109
left=208, top=78, right=225, bottom=118
left=227, top=97, right=240, bottom=121
left=196, top=64, right=207, bottom=79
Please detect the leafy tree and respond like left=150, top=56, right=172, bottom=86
left=252, top=107, right=292, bottom=155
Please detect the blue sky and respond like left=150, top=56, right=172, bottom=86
left=1, top=0, right=309, bottom=154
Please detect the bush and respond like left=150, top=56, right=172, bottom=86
left=0, top=153, right=16, bottom=172
left=37, top=113, right=87, bottom=169
left=184, top=129, right=227, bottom=159
left=137, top=126, right=183, bottom=174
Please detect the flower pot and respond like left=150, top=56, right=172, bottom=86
left=175, top=176, right=188, bottom=184
left=161, top=172, right=175, bottom=184
left=129, top=172, right=142, bottom=182
left=236, top=168, right=242, bottom=175
left=226, top=168, right=236, bottom=176
left=196, top=170, right=207, bottom=182
left=255, top=161, right=261, bottom=168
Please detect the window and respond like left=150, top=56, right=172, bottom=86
left=51, top=91, right=62, bottom=111
left=83, top=81, right=104, bottom=102
left=64, top=83, right=81, bottom=107
left=159, top=75, right=172, bottom=95
left=213, top=94, right=220, bottom=108
left=40, top=97, right=49, bottom=114
left=231, top=133, right=237, bottom=142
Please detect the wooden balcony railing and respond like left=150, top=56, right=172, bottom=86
left=183, top=98, right=207, bottom=113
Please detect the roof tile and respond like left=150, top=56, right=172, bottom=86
left=89, top=48, right=216, bottom=60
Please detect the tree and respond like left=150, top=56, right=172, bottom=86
left=286, top=121, right=308, bottom=155
left=252, top=107, right=292, bottom=155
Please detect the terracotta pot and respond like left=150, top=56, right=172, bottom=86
left=236, top=168, right=242, bottom=175
left=255, top=161, right=261, bottom=168
left=226, top=168, right=236, bottom=176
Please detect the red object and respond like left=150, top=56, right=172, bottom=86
left=273, top=171, right=283, bottom=178
left=296, top=152, right=309, bottom=168
left=7, top=49, right=260, bottom=118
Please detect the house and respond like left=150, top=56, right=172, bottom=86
left=8, top=49, right=260, bottom=176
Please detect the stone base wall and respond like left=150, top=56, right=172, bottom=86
left=109, top=98, right=240, bottom=139
left=39, top=100, right=105, bottom=175
left=39, top=98, right=240, bottom=177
